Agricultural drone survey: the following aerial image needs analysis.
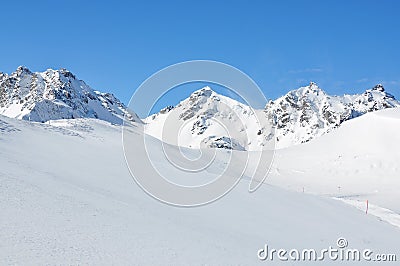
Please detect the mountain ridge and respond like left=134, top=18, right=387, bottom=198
left=146, top=82, right=400, bottom=149
left=1, top=66, right=399, bottom=149
left=265, top=82, right=400, bottom=147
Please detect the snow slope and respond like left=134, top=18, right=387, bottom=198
left=1, top=114, right=399, bottom=265
left=268, top=108, right=400, bottom=213
left=0, top=66, right=141, bottom=124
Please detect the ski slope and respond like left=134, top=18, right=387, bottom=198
left=0, top=113, right=399, bottom=265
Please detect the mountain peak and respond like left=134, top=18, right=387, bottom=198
left=308, top=81, right=325, bottom=92
left=200, top=85, right=213, bottom=91
left=286, top=82, right=326, bottom=99
left=190, top=86, right=215, bottom=98
left=371, top=84, right=385, bottom=92
left=362, top=83, right=396, bottom=101
left=59, top=68, right=76, bottom=79
left=15, top=65, right=32, bottom=75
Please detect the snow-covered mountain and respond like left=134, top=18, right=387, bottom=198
left=0, top=66, right=141, bottom=124
left=2, top=66, right=398, bottom=149
left=266, top=82, right=400, bottom=147
left=146, top=83, right=400, bottom=149
left=144, top=86, right=274, bottom=151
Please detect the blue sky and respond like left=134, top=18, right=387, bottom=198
left=1, top=0, right=399, bottom=116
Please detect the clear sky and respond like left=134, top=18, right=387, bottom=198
left=1, top=0, right=399, bottom=116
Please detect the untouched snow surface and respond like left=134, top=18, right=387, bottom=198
left=1, top=109, right=400, bottom=264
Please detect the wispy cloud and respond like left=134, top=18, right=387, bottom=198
left=356, top=78, right=400, bottom=86
left=384, top=80, right=400, bottom=85
left=288, top=68, right=323, bottom=74
left=296, top=78, right=307, bottom=84
left=356, top=78, right=369, bottom=83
